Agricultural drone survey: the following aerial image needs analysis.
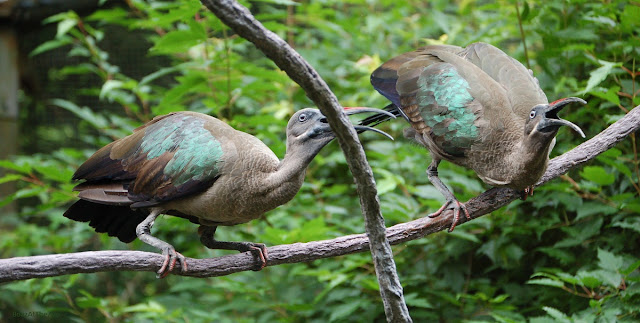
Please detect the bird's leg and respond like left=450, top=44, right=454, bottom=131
left=521, top=186, right=535, bottom=201
left=198, top=225, right=268, bottom=271
left=136, top=209, right=187, bottom=278
left=426, top=160, right=470, bottom=232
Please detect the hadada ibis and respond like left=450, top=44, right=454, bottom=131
left=64, top=108, right=393, bottom=277
left=361, top=42, right=586, bottom=232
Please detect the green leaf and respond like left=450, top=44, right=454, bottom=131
left=0, top=160, right=32, bottom=174
left=580, top=166, right=615, bottom=186
left=76, top=290, right=103, bottom=309
left=99, top=80, right=124, bottom=100
left=589, top=86, right=620, bottom=106
left=0, top=174, right=23, bottom=184
left=57, top=18, right=78, bottom=38
left=122, top=301, right=166, bottom=313
left=29, top=37, right=73, bottom=57
left=403, top=292, right=433, bottom=309
left=50, top=99, right=109, bottom=129
left=605, top=114, right=624, bottom=124
left=15, top=187, right=46, bottom=199
left=592, top=269, right=622, bottom=288
left=32, top=162, right=74, bottom=183
left=527, top=278, right=565, bottom=288
left=581, top=60, right=622, bottom=95
left=42, top=11, right=77, bottom=25
left=621, top=4, right=640, bottom=32
left=329, top=300, right=363, bottom=322
left=373, top=168, right=403, bottom=195
left=536, top=247, right=575, bottom=265
left=597, top=248, right=624, bottom=272
left=556, top=272, right=581, bottom=285
left=577, top=271, right=603, bottom=288
left=622, top=260, right=640, bottom=276
left=150, top=28, right=206, bottom=55
left=612, top=217, right=640, bottom=233
left=520, top=2, right=530, bottom=21
left=448, top=230, right=481, bottom=243
left=491, top=294, right=509, bottom=303
left=138, top=66, right=183, bottom=87
left=542, top=306, right=571, bottom=322
left=575, top=202, right=618, bottom=221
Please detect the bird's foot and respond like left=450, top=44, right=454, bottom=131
left=247, top=243, right=268, bottom=271
left=157, top=247, right=187, bottom=279
left=428, top=199, right=470, bottom=232
left=222, top=241, right=268, bottom=271
left=199, top=228, right=269, bottom=271
left=521, top=186, right=534, bottom=201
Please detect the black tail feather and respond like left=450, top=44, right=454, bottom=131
left=64, top=199, right=148, bottom=243
left=357, top=103, right=401, bottom=129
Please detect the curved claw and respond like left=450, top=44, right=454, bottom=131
left=521, top=186, right=535, bottom=201
left=428, top=200, right=470, bottom=232
left=157, top=248, right=187, bottom=279
left=248, top=243, right=268, bottom=271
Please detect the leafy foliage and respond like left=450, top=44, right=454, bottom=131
left=1, top=0, right=639, bottom=322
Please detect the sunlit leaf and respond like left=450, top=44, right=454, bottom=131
left=597, top=248, right=624, bottom=272
left=56, top=18, right=78, bottom=38
left=580, top=60, right=622, bottom=95
left=527, top=278, right=564, bottom=288
left=542, top=307, right=571, bottom=322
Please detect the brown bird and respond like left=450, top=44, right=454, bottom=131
left=64, top=108, right=393, bottom=277
left=361, top=42, right=585, bottom=231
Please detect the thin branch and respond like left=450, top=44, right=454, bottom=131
left=515, top=1, right=530, bottom=69
left=198, top=0, right=410, bottom=321
left=1, top=104, right=638, bottom=285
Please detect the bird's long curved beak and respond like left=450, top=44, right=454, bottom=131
left=316, top=107, right=395, bottom=140
left=539, top=97, right=586, bottom=138
left=344, top=107, right=396, bottom=140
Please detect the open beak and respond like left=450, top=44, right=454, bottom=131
left=538, top=97, right=586, bottom=138
left=318, top=107, right=396, bottom=140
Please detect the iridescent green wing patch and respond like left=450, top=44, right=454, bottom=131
left=129, top=113, right=225, bottom=205
left=416, top=63, right=479, bottom=156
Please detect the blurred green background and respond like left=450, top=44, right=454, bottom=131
left=0, top=0, right=639, bottom=321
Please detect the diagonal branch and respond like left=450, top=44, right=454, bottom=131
left=198, top=0, right=410, bottom=321
left=1, top=104, right=638, bottom=285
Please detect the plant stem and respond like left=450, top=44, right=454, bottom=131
left=515, top=1, right=530, bottom=69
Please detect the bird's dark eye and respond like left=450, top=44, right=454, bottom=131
left=529, top=110, right=536, bottom=119
left=298, top=113, right=308, bottom=122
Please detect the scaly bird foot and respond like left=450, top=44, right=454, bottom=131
left=428, top=199, right=470, bottom=232
left=248, top=243, right=268, bottom=271
left=521, top=186, right=535, bottom=201
left=198, top=226, right=268, bottom=271
left=157, top=247, right=187, bottom=279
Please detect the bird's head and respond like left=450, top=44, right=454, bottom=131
left=286, top=107, right=394, bottom=148
left=524, top=97, right=586, bottom=142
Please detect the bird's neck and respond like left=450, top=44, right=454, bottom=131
left=508, top=134, right=555, bottom=188
left=266, top=142, right=325, bottom=191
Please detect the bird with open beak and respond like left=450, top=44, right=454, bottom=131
left=64, top=107, right=394, bottom=277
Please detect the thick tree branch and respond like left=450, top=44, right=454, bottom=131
left=1, top=105, right=638, bottom=285
left=198, top=0, right=410, bottom=321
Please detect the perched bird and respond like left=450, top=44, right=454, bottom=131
left=361, top=42, right=586, bottom=231
left=64, top=108, right=393, bottom=277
